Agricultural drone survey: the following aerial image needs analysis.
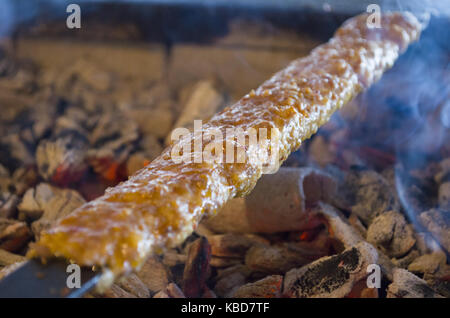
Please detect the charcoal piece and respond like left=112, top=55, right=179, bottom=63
left=117, top=273, right=150, bottom=298
left=315, top=202, right=363, bottom=247
left=344, top=169, right=399, bottom=225
left=283, top=242, right=378, bottom=298
left=245, top=242, right=327, bottom=275
left=17, top=183, right=57, bottom=221
left=396, top=166, right=437, bottom=214
left=59, top=58, right=113, bottom=93
left=36, top=132, right=88, bottom=186
left=210, top=257, right=242, bottom=268
left=87, top=113, right=138, bottom=181
left=162, top=249, right=187, bottom=267
left=209, top=233, right=268, bottom=258
left=427, top=265, right=450, bottom=298
left=182, top=237, right=211, bottom=298
left=214, top=271, right=248, bottom=298
left=132, top=104, right=174, bottom=140
left=366, top=211, right=416, bottom=258
left=0, top=218, right=32, bottom=253
left=387, top=268, right=443, bottom=298
left=408, top=251, right=447, bottom=275
left=30, top=184, right=85, bottom=238
left=95, top=284, right=137, bottom=298
left=232, top=275, right=283, bottom=298
left=391, top=249, right=420, bottom=269
left=419, top=209, right=450, bottom=253
left=153, top=283, right=185, bottom=298
left=136, top=256, right=171, bottom=295
left=0, top=134, right=34, bottom=171
left=414, top=232, right=441, bottom=255
left=0, top=192, right=18, bottom=218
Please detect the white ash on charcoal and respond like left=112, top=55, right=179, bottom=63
left=283, top=242, right=378, bottom=298
left=0, top=248, right=25, bottom=266
left=18, top=182, right=55, bottom=221
left=166, top=80, right=224, bottom=144
left=36, top=131, right=88, bottom=187
left=17, top=183, right=85, bottom=238
left=340, top=169, right=400, bottom=225
left=366, top=210, right=416, bottom=259
left=419, top=209, right=450, bottom=253
left=314, top=202, right=363, bottom=247
left=395, top=164, right=438, bottom=214
left=387, top=268, right=443, bottom=298
left=87, top=113, right=139, bottom=182
left=0, top=218, right=31, bottom=253
left=203, top=167, right=336, bottom=234
left=244, top=241, right=328, bottom=275
left=415, top=232, right=441, bottom=255
left=182, top=237, right=211, bottom=298
left=232, top=275, right=283, bottom=298
left=136, top=256, right=171, bottom=295
left=313, top=202, right=397, bottom=281
left=0, top=89, right=36, bottom=128
left=391, top=249, right=421, bottom=269
left=408, top=251, right=447, bottom=276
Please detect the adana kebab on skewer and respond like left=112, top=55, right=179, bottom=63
left=28, top=12, right=423, bottom=289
